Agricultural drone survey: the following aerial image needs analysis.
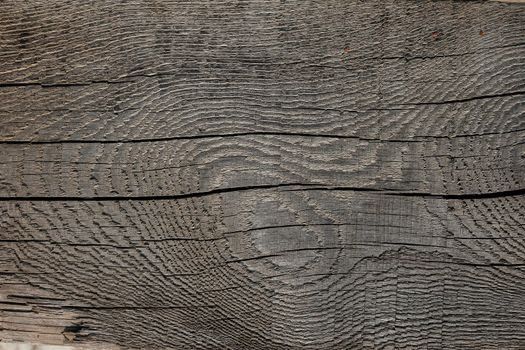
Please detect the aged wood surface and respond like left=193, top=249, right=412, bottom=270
left=1, top=0, right=524, bottom=349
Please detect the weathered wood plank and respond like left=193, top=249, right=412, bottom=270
left=0, top=88, right=523, bottom=142
left=0, top=1, right=523, bottom=142
left=0, top=133, right=523, bottom=198
left=1, top=0, right=524, bottom=349
left=1, top=191, right=524, bottom=348
left=0, top=0, right=523, bottom=85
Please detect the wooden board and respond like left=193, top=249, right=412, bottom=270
left=1, top=0, right=524, bottom=349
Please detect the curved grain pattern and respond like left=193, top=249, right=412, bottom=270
left=1, top=0, right=524, bottom=349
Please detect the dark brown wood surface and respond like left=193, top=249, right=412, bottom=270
left=1, top=1, right=524, bottom=349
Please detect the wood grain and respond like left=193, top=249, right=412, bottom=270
left=1, top=0, right=524, bottom=349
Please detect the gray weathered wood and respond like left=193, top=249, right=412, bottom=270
left=1, top=0, right=524, bottom=349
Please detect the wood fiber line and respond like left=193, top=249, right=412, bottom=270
left=0, top=0, right=524, bottom=349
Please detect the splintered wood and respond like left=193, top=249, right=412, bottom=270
left=0, top=1, right=524, bottom=349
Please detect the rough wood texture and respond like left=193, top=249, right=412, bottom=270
left=1, top=1, right=524, bottom=349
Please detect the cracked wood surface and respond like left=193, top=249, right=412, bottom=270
left=0, top=0, right=524, bottom=349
